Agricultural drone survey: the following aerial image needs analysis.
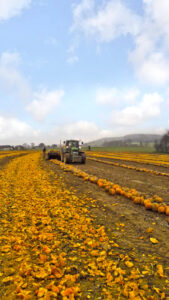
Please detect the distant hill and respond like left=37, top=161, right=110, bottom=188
left=85, top=134, right=162, bottom=147
left=84, top=137, right=120, bottom=147
left=122, top=134, right=162, bottom=143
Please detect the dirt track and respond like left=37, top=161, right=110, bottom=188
left=43, top=157, right=169, bottom=292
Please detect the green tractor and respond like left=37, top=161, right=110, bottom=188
left=61, top=140, right=86, bottom=164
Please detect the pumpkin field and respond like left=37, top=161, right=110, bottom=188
left=0, top=150, right=169, bottom=300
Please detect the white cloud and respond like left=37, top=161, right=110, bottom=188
left=66, top=55, right=79, bottom=65
left=130, top=0, right=169, bottom=86
left=129, top=28, right=169, bottom=85
left=112, top=92, right=163, bottom=126
left=72, top=0, right=94, bottom=24
left=0, top=52, right=64, bottom=122
left=0, top=51, right=20, bottom=65
left=0, top=115, right=38, bottom=144
left=134, top=52, right=169, bottom=85
left=143, top=0, right=169, bottom=38
left=71, top=0, right=169, bottom=86
left=96, top=87, right=140, bottom=106
left=71, top=0, right=141, bottom=42
left=0, top=51, right=31, bottom=101
left=6, top=120, right=112, bottom=145
left=124, top=88, right=140, bottom=104
left=0, top=0, right=31, bottom=21
left=26, top=88, right=64, bottom=121
left=131, top=0, right=169, bottom=86
left=0, top=113, right=166, bottom=145
left=51, top=120, right=113, bottom=143
left=96, top=87, right=119, bottom=105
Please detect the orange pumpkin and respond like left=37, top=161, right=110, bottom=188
left=152, top=203, right=159, bottom=212
left=165, top=206, right=169, bottom=216
left=153, top=196, right=163, bottom=203
left=90, top=176, right=98, bottom=183
left=133, top=197, right=141, bottom=204
left=144, top=200, right=152, bottom=210
left=158, top=206, right=166, bottom=214
left=140, top=197, right=145, bottom=205
left=109, top=188, right=115, bottom=195
left=97, top=180, right=103, bottom=187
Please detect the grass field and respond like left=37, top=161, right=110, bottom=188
left=83, top=145, right=155, bottom=153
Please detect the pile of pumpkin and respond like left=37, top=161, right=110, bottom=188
left=87, top=157, right=169, bottom=178
left=51, top=160, right=169, bottom=223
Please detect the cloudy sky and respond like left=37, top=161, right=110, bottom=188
left=0, top=0, right=169, bottom=145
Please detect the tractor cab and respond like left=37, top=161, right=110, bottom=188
left=65, top=140, right=80, bottom=152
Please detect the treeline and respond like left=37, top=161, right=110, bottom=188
left=103, top=140, right=151, bottom=147
left=0, top=143, right=58, bottom=151
left=155, top=131, right=169, bottom=153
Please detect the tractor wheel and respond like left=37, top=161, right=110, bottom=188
left=64, top=154, right=69, bottom=164
left=81, top=154, right=86, bottom=164
left=47, top=153, right=51, bottom=160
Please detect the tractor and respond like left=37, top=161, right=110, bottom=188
left=61, top=140, right=86, bottom=164
left=47, top=140, right=86, bottom=164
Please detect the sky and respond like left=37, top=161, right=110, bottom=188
left=0, top=0, right=169, bottom=145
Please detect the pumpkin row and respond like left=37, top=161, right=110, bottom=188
left=51, top=159, right=169, bottom=223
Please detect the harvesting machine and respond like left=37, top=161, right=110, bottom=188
left=47, top=140, right=86, bottom=164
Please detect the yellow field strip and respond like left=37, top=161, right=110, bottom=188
left=0, top=152, right=11, bottom=156
left=0, top=151, right=29, bottom=161
left=87, top=156, right=169, bottom=178
left=96, top=151, right=169, bottom=164
left=91, top=151, right=169, bottom=163
left=2, top=153, right=168, bottom=298
left=0, top=152, right=17, bottom=157
left=87, top=152, right=169, bottom=166
left=51, top=160, right=169, bottom=221
left=0, top=151, right=27, bottom=155
left=0, top=151, right=28, bottom=156
left=86, top=152, right=169, bottom=168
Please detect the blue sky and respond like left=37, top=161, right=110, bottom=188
left=0, top=0, right=169, bottom=145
